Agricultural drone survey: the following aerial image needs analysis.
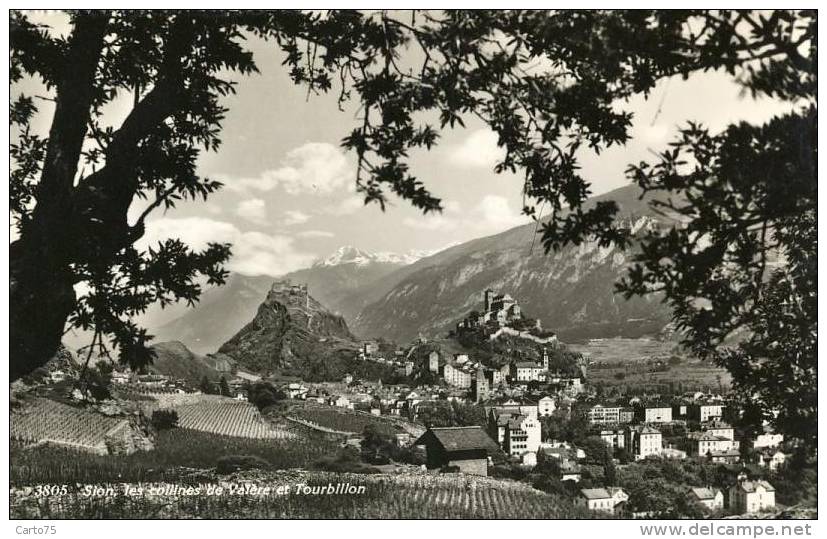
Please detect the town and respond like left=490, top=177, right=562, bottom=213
left=21, top=287, right=809, bottom=519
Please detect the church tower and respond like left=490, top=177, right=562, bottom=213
left=484, top=289, right=494, bottom=311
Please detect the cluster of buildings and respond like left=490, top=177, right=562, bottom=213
left=455, top=289, right=526, bottom=332
left=357, top=342, right=416, bottom=376
left=425, top=346, right=584, bottom=406
left=412, top=422, right=779, bottom=517
left=583, top=396, right=790, bottom=471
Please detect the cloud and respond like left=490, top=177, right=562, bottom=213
left=403, top=195, right=527, bottom=234
left=323, top=195, right=366, bottom=216
left=475, top=194, right=527, bottom=230
left=448, top=129, right=504, bottom=168
left=282, top=210, right=310, bottom=226
left=224, top=142, right=353, bottom=195
left=138, top=217, right=314, bottom=277
left=403, top=214, right=459, bottom=231
left=236, top=198, right=267, bottom=224
left=297, top=230, right=335, bottom=238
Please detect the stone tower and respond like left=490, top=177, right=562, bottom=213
left=484, top=288, right=495, bottom=311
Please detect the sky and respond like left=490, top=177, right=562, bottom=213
left=15, top=11, right=796, bottom=278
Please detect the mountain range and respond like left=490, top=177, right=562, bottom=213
left=150, top=183, right=680, bottom=351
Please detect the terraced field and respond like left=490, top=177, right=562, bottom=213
left=10, top=398, right=127, bottom=454
left=173, top=398, right=293, bottom=439
left=10, top=470, right=591, bottom=519
left=290, top=405, right=422, bottom=437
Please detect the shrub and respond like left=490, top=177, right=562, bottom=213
left=151, top=409, right=179, bottom=431
left=215, top=454, right=271, bottom=474
left=247, top=382, right=287, bottom=411
left=313, top=448, right=380, bottom=474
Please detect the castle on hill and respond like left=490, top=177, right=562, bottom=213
left=456, top=288, right=540, bottom=334
left=270, top=279, right=309, bottom=308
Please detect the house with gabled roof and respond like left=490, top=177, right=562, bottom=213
left=577, top=487, right=629, bottom=514
left=688, top=487, right=724, bottom=511
left=729, top=478, right=775, bottom=514
left=414, top=426, right=498, bottom=476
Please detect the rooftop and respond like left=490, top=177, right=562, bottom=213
left=737, top=480, right=775, bottom=493
left=690, top=487, right=720, bottom=500
left=416, top=426, right=498, bottom=452
left=580, top=488, right=611, bottom=500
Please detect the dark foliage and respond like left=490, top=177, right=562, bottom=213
left=151, top=409, right=179, bottom=431
left=215, top=454, right=272, bottom=475
left=247, top=382, right=287, bottom=411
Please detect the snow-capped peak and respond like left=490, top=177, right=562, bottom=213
left=313, top=246, right=434, bottom=268
left=313, top=245, right=375, bottom=267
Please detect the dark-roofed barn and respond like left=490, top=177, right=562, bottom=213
left=414, top=426, right=498, bottom=476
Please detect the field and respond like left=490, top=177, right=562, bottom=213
left=10, top=426, right=342, bottom=486
left=570, top=338, right=731, bottom=393
left=9, top=469, right=591, bottom=519
left=173, top=398, right=293, bottom=439
left=568, top=337, right=681, bottom=363
left=11, top=398, right=128, bottom=454
left=290, top=406, right=403, bottom=436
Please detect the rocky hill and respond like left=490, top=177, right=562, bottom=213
left=217, top=281, right=361, bottom=378
left=151, top=247, right=415, bottom=354
left=351, top=183, right=680, bottom=343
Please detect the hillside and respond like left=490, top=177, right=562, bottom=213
left=217, top=281, right=361, bottom=378
left=351, top=183, right=679, bottom=343
left=146, top=341, right=234, bottom=383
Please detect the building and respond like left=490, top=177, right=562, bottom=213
left=729, top=478, right=776, bottom=514
left=688, top=487, right=724, bottom=511
left=600, top=429, right=626, bottom=449
left=637, top=404, right=673, bottom=423
left=502, top=413, right=541, bottom=457
left=587, top=404, right=634, bottom=425
left=414, top=426, right=498, bottom=476
left=538, top=396, right=556, bottom=417
left=428, top=351, right=440, bottom=372
left=686, top=432, right=739, bottom=458
left=757, top=449, right=788, bottom=471
left=362, top=341, right=378, bottom=357
left=559, top=459, right=583, bottom=482
left=285, top=383, right=308, bottom=400
left=328, top=395, right=351, bottom=408
left=514, top=361, right=544, bottom=383
left=626, top=426, right=662, bottom=460
left=702, top=421, right=735, bottom=441
left=404, top=361, right=414, bottom=377
left=753, top=431, right=784, bottom=449
left=708, top=449, right=741, bottom=464
left=689, top=402, right=725, bottom=422
left=342, top=374, right=353, bottom=385
left=577, top=488, right=629, bottom=515
left=456, top=288, right=525, bottom=334
left=443, top=363, right=473, bottom=388
left=487, top=401, right=541, bottom=451
left=472, top=368, right=490, bottom=403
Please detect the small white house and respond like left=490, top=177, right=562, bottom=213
left=688, top=487, right=724, bottom=511
left=729, top=479, right=776, bottom=514
left=578, top=487, right=629, bottom=515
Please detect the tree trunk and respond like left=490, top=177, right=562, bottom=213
left=9, top=13, right=108, bottom=381
left=10, top=240, right=77, bottom=380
